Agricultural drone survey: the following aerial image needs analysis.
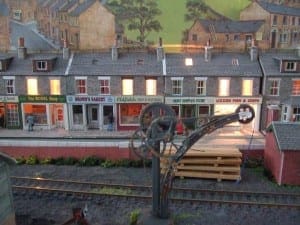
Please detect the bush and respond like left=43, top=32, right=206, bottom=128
left=26, top=155, right=39, bottom=165
left=78, top=156, right=102, bottom=166
left=101, top=160, right=115, bottom=168
left=16, top=156, right=26, bottom=165
left=40, top=158, right=53, bottom=165
left=129, top=209, right=141, bottom=225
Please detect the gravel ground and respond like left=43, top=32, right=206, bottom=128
left=10, top=165, right=300, bottom=225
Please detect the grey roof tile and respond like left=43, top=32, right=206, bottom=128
left=269, top=122, right=300, bottom=151
left=70, top=0, right=97, bottom=16
left=60, top=0, right=79, bottom=11
left=258, top=1, right=300, bottom=17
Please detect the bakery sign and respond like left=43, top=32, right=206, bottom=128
left=215, top=97, right=262, bottom=104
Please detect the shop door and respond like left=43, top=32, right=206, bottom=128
left=102, top=105, right=114, bottom=130
left=271, top=31, right=276, bottom=48
left=88, top=105, right=99, bottom=129
left=55, top=106, right=64, bottom=128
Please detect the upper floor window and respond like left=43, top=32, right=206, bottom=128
left=279, top=33, right=288, bottom=43
left=218, top=78, right=230, bottom=96
left=195, top=77, right=207, bottom=96
left=171, top=77, right=183, bottom=95
left=242, top=79, right=253, bottom=96
left=146, top=78, right=157, bottom=96
left=292, top=17, right=295, bottom=25
left=269, top=79, right=280, bottom=96
left=292, top=79, right=300, bottom=95
left=36, top=61, right=47, bottom=71
left=192, top=34, right=197, bottom=41
left=27, top=78, right=38, bottom=95
left=75, top=77, right=87, bottom=95
left=50, top=79, right=61, bottom=95
left=283, top=16, right=287, bottom=25
left=99, top=77, right=110, bottom=95
left=285, top=62, right=297, bottom=71
left=122, top=78, right=133, bottom=95
left=293, top=107, right=300, bottom=122
left=272, top=15, right=277, bottom=26
left=4, top=76, right=15, bottom=94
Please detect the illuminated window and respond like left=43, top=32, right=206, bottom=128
left=218, top=78, right=230, bottom=96
left=185, top=58, right=193, bottom=66
left=27, top=78, right=38, bottom=95
left=50, top=79, right=61, bottom=95
left=146, top=78, right=157, bottom=95
left=122, top=78, right=133, bottom=95
left=269, top=79, right=280, bottom=96
left=99, top=77, right=110, bottom=95
left=4, top=76, right=15, bottom=94
left=292, top=80, right=300, bottom=95
left=75, top=77, right=87, bottom=94
left=195, top=77, right=207, bottom=96
left=242, top=79, right=253, bottom=96
left=171, top=77, right=183, bottom=95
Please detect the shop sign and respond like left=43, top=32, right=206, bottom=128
left=0, top=96, right=18, bottom=102
left=19, top=95, right=66, bottom=103
left=115, top=96, right=163, bottom=103
left=67, top=95, right=115, bottom=103
left=215, top=97, right=262, bottom=104
left=165, top=97, right=214, bottom=104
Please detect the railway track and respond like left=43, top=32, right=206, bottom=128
left=11, top=176, right=300, bottom=209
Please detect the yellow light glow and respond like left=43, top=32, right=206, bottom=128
left=50, top=79, right=61, bottom=95
left=27, top=78, right=38, bottom=95
left=146, top=79, right=157, bottom=95
left=242, top=79, right=253, bottom=96
left=122, top=79, right=133, bottom=95
left=185, top=58, right=193, bottom=66
left=219, top=79, right=230, bottom=96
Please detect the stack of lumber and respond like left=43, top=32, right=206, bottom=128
left=161, top=145, right=242, bottom=181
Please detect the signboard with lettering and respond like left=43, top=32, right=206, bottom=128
left=215, top=97, right=262, bottom=104
left=19, top=95, right=66, bottom=103
left=165, top=97, right=214, bottom=104
left=67, top=95, right=114, bottom=103
left=0, top=96, right=18, bottom=102
left=115, top=96, right=163, bottom=103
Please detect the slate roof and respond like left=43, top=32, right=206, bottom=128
left=258, top=1, right=300, bottom=17
left=165, top=52, right=262, bottom=77
left=70, top=0, right=97, bottom=16
left=68, top=51, right=162, bottom=76
left=282, top=96, right=300, bottom=106
left=198, top=19, right=265, bottom=33
left=0, top=52, right=69, bottom=76
left=60, top=0, right=79, bottom=11
left=50, top=0, right=67, bottom=11
left=259, top=51, right=300, bottom=76
left=0, top=1, right=9, bottom=16
left=268, top=122, right=300, bottom=151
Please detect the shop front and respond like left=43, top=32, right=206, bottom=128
left=214, top=97, right=262, bottom=131
left=0, top=96, right=20, bottom=129
left=67, top=95, right=115, bottom=130
left=165, top=97, right=215, bottom=129
left=19, top=95, right=67, bottom=130
left=115, top=95, right=164, bottom=131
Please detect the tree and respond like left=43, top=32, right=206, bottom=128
left=107, top=0, right=162, bottom=43
left=185, top=0, right=209, bottom=22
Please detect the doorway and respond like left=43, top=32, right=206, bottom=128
left=102, top=105, right=114, bottom=130
left=88, top=105, right=99, bottom=129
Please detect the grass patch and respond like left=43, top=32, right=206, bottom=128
left=91, top=187, right=132, bottom=195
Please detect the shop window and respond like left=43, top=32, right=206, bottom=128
left=4, top=77, right=15, bottom=94
left=75, top=77, right=87, bottom=94
left=292, top=80, right=300, bottom=95
left=198, top=105, right=209, bottom=116
left=24, top=104, right=47, bottom=125
left=146, top=78, right=157, bottom=95
left=119, top=104, right=142, bottom=125
left=218, top=78, right=230, bottom=96
left=122, top=78, right=133, bottom=95
left=6, top=104, right=19, bottom=127
left=195, top=78, right=206, bottom=96
left=293, top=107, right=300, bottom=122
left=27, top=78, right=38, bottom=95
left=99, top=77, right=110, bottom=95
left=171, top=77, right=183, bottom=95
left=242, top=79, right=253, bottom=96
left=269, top=79, right=280, bottom=96
left=72, top=105, right=83, bottom=124
left=50, top=79, right=61, bottom=95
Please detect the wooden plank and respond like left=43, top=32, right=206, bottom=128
left=175, top=171, right=241, bottom=181
left=177, top=158, right=242, bottom=165
left=176, top=165, right=241, bottom=173
left=165, top=149, right=242, bottom=157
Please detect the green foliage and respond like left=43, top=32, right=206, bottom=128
left=25, top=155, right=39, bottom=165
left=129, top=209, right=141, bottom=225
left=78, top=156, right=102, bottom=166
left=40, top=158, right=53, bottom=165
left=101, top=160, right=116, bottom=168
left=16, top=156, right=26, bottom=165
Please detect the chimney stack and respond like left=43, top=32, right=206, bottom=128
left=18, top=37, right=27, bottom=59
left=249, top=39, right=258, bottom=61
left=63, top=39, right=70, bottom=59
left=157, top=37, right=164, bottom=61
left=204, top=39, right=213, bottom=62
left=111, top=38, right=119, bottom=61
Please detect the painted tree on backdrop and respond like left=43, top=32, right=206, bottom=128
left=107, top=0, right=162, bottom=43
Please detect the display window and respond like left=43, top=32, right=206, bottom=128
left=119, top=104, right=143, bottom=125
left=23, top=104, right=47, bottom=125
left=6, top=104, right=19, bottom=127
left=72, top=105, right=83, bottom=125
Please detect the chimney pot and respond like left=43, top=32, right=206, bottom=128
left=18, top=37, right=27, bottom=59
left=18, top=37, right=24, bottom=47
left=111, top=46, right=118, bottom=61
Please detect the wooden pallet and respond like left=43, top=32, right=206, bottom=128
left=161, top=147, right=242, bottom=181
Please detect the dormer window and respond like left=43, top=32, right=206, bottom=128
left=285, top=62, right=296, bottom=71
left=36, top=61, right=47, bottom=71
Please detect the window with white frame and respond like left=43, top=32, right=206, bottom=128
left=293, top=107, right=300, bottom=121
left=99, top=77, right=110, bottom=95
left=146, top=78, right=157, bottom=95
left=0, top=61, right=2, bottom=70
left=269, top=79, right=280, bottom=96
left=242, top=79, right=253, bottom=96
left=292, top=79, right=300, bottom=95
left=50, top=79, right=61, bottom=95
left=218, top=78, right=230, bottom=96
left=282, top=105, right=289, bottom=122
left=36, top=61, right=47, bottom=71
left=75, top=77, right=87, bottom=94
left=195, top=77, right=207, bottom=95
left=122, top=78, right=133, bottom=95
left=171, top=77, right=183, bottom=95
left=4, top=76, right=15, bottom=94
left=286, top=62, right=297, bottom=71
left=27, top=78, right=38, bottom=95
